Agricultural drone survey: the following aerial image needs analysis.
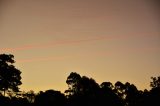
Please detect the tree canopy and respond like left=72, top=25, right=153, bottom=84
left=0, top=54, right=22, bottom=96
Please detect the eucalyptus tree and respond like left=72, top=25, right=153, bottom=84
left=0, top=54, right=22, bottom=96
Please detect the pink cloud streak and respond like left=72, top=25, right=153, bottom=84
left=17, top=51, right=111, bottom=63
left=1, top=36, right=113, bottom=52
left=17, top=55, right=69, bottom=63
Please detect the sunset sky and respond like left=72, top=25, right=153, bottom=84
left=0, top=0, right=160, bottom=92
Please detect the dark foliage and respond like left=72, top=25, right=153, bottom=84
left=0, top=54, right=160, bottom=106
left=0, top=54, right=22, bottom=96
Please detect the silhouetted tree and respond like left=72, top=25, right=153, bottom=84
left=65, top=72, right=81, bottom=96
left=0, top=54, right=22, bottom=96
left=149, top=76, right=160, bottom=106
left=114, top=81, right=126, bottom=99
left=114, top=81, right=142, bottom=106
left=65, top=72, right=101, bottom=106
left=0, top=54, right=159, bottom=106
left=100, top=82, right=124, bottom=106
left=101, top=82, right=113, bottom=89
left=150, top=76, right=160, bottom=88
left=124, top=82, right=140, bottom=106
left=34, top=89, right=66, bottom=106
left=21, top=90, right=35, bottom=103
left=78, top=76, right=100, bottom=105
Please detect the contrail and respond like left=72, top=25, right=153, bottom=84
left=1, top=36, right=113, bottom=52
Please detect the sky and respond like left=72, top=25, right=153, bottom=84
left=0, top=0, right=160, bottom=92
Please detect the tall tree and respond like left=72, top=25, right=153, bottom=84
left=149, top=76, right=160, bottom=106
left=65, top=72, right=81, bottom=96
left=0, top=54, right=22, bottom=96
left=100, top=82, right=124, bottom=106
left=124, top=82, right=140, bottom=106
left=65, top=72, right=101, bottom=106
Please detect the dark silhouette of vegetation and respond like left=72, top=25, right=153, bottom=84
left=0, top=54, right=22, bottom=96
left=34, top=90, right=66, bottom=106
left=0, top=54, right=160, bottom=106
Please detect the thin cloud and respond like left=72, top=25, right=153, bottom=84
left=17, top=50, right=111, bottom=63
left=17, top=55, right=69, bottom=63
left=1, top=36, right=113, bottom=52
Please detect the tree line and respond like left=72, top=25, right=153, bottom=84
left=0, top=54, right=160, bottom=106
